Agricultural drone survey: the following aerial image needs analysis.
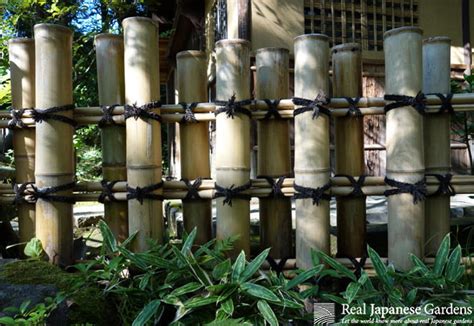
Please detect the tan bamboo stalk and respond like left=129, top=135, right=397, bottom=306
left=95, top=34, right=128, bottom=242
left=123, top=17, right=163, bottom=251
left=423, top=36, right=452, bottom=256
left=9, top=38, right=36, bottom=244
left=294, top=34, right=331, bottom=269
left=34, top=24, right=74, bottom=266
left=215, top=39, right=251, bottom=256
left=176, top=51, right=212, bottom=245
left=255, top=48, right=292, bottom=258
left=332, top=43, right=366, bottom=258
left=385, top=26, right=424, bottom=270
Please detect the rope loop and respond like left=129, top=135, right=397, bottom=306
left=214, top=181, right=252, bottom=207
left=259, top=176, right=286, bottom=198
left=384, top=177, right=427, bottom=204
left=126, top=181, right=164, bottom=204
left=182, top=178, right=202, bottom=200
left=215, top=94, right=253, bottom=119
left=428, top=93, right=454, bottom=114
left=8, top=108, right=28, bottom=129
left=343, top=97, right=362, bottom=117
left=384, top=91, right=426, bottom=115
left=15, top=181, right=77, bottom=204
left=32, top=104, right=77, bottom=127
left=293, top=182, right=331, bottom=206
left=124, top=101, right=162, bottom=123
left=262, top=99, right=282, bottom=120
left=98, top=104, right=120, bottom=128
left=334, top=174, right=366, bottom=197
left=179, top=102, right=199, bottom=123
left=293, top=92, right=331, bottom=119
left=98, top=180, right=119, bottom=203
left=426, top=173, right=456, bottom=197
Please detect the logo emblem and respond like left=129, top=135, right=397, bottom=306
left=314, top=302, right=336, bottom=325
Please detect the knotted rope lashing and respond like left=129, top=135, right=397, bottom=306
left=98, top=104, right=120, bottom=128
left=334, top=174, right=366, bottom=197
left=215, top=94, right=253, bottom=119
left=293, top=92, right=331, bottom=119
left=214, top=181, right=252, bottom=207
left=425, top=173, right=456, bottom=197
left=293, top=182, right=331, bottom=206
left=98, top=180, right=120, bottom=203
left=266, top=256, right=289, bottom=275
left=259, top=176, right=286, bottom=198
left=14, top=181, right=76, bottom=204
left=182, top=178, right=202, bottom=200
left=126, top=181, right=164, bottom=205
left=384, top=91, right=426, bottom=115
left=428, top=93, right=454, bottom=114
left=343, top=254, right=368, bottom=278
left=32, top=104, right=77, bottom=127
left=8, top=108, right=28, bottom=129
left=124, top=101, right=162, bottom=122
left=343, top=97, right=362, bottom=117
left=179, top=102, right=199, bottom=123
left=262, top=99, right=282, bottom=120
left=384, top=177, right=427, bottom=204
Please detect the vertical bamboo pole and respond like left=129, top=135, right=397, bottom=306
left=9, top=38, right=35, bottom=244
left=332, top=43, right=366, bottom=258
left=215, top=39, right=251, bottom=256
left=423, top=37, right=451, bottom=255
left=294, top=34, right=330, bottom=269
left=255, top=48, right=292, bottom=259
left=385, top=26, right=424, bottom=270
left=176, top=51, right=212, bottom=245
left=34, top=24, right=74, bottom=266
left=123, top=17, right=163, bottom=251
left=95, top=34, right=128, bottom=242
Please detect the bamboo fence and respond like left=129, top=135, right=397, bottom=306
left=3, top=23, right=474, bottom=271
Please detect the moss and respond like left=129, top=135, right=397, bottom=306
left=0, top=260, right=116, bottom=325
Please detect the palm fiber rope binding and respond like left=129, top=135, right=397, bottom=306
left=8, top=108, right=29, bottom=129
left=262, top=99, right=282, bottom=119
left=384, top=91, right=426, bottom=115
left=124, top=101, right=162, bottom=122
left=215, top=94, right=252, bottom=119
left=293, top=182, right=331, bottom=206
left=98, top=180, right=120, bottom=203
left=292, top=92, right=331, bottom=119
left=127, top=181, right=164, bottom=204
left=428, top=93, right=454, bottom=114
left=384, top=177, right=427, bottom=204
left=179, top=102, right=199, bottom=123
left=334, top=174, right=366, bottom=197
left=14, top=181, right=76, bottom=204
left=343, top=97, right=362, bottom=117
left=425, top=173, right=456, bottom=197
left=182, top=178, right=203, bottom=200
left=214, top=181, right=252, bottom=207
left=32, top=104, right=77, bottom=127
left=259, top=176, right=286, bottom=198
left=98, top=104, right=120, bottom=128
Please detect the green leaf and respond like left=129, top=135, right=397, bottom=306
left=181, top=227, right=197, bottom=254
left=98, top=220, right=117, bottom=253
left=410, top=254, right=429, bottom=273
left=257, top=300, right=278, bottom=326
left=284, top=265, right=323, bottom=290
left=0, top=317, right=15, bottom=325
left=231, top=251, right=246, bottom=283
left=132, top=299, right=161, bottom=326
left=212, top=259, right=232, bottom=280
left=317, top=251, right=357, bottom=281
left=221, top=298, right=234, bottom=315
left=406, top=288, right=417, bottom=306
left=183, top=295, right=219, bottom=309
left=24, top=238, right=44, bottom=259
left=240, top=283, right=280, bottom=302
left=240, top=248, right=270, bottom=282
left=344, top=282, right=361, bottom=304
left=367, top=245, right=391, bottom=286
left=433, top=234, right=450, bottom=276
left=170, top=282, right=203, bottom=297
left=446, top=245, right=462, bottom=281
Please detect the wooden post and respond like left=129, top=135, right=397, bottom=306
left=123, top=17, right=163, bottom=251
left=9, top=38, right=36, bottom=244
left=34, top=24, right=74, bottom=266
left=255, top=47, right=292, bottom=258
left=332, top=43, right=366, bottom=258
left=384, top=27, right=424, bottom=270
left=294, top=34, right=330, bottom=269
left=227, top=0, right=251, bottom=40
left=176, top=51, right=212, bottom=245
left=95, top=34, right=128, bottom=242
left=423, top=37, right=451, bottom=255
left=215, top=39, right=251, bottom=256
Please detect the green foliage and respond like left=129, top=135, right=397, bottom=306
left=75, top=221, right=319, bottom=325
left=318, top=234, right=474, bottom=323
left=23, top=237, right=44, bottom=259
left=0, top=295, right=64, bottom=325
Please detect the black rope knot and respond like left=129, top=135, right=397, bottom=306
left=384, top=177, right=427, bottom=204
left=344, top=254, right=368, bottom=279
left=260, top=176, right=286, bottom=198
left=384, top=91, right=426, bottom=115
left=13, top=182, right=35, bottom=204
left=98, top=104, right=120, bottom=128
left=426, top=173, right=456, bottom=197
left=214, top=181, right=251, bottom=207
left=293, top=92, right=331, bottom=119
left=124, top=101, right=162, bottom=123
left=98, top=180, right=119, bottom=203
left=429, top=93, right=454, bottom=114
left=21, top=181, right=77, bottom=204
left=8, top=109, right=28, bottom=129
left=262, top=99, right=281, bottom=120
left=343, top=97, right=362, bottom=117
left=293, top=182, right=331, bottom=206
left=182, top=178, right=202, bottom=200
left=179, top=102, right=198, bottom=123
left=215, top=94, right=253, bottom=119
left=32, top=104, right=77, bottom=127
left=126, top=181, right=164, bottom=205
left=266, top=256, right=289, bottom=275
left=335, top=174, right=366, bottom=197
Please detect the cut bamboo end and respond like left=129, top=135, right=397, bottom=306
left=383, top=26, right=423, bottom=39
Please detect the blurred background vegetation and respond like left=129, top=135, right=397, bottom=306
left=0, top=0, right=175, bottom=181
